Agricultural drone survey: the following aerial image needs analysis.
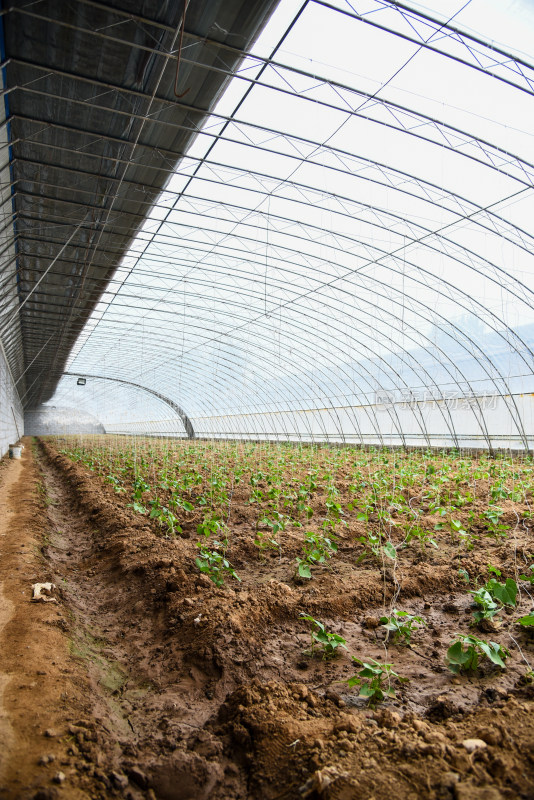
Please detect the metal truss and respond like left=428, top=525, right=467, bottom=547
left=1, top=0, right=533, bottom=448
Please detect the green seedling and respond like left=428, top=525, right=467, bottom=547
left=169, top=493, right=194, bottom=513
left=197, top=513, right=227, bottom=540
left=300, top=615, right=347, bottom=659
left=195, top=543, right=240, bottom=588
left=295, top=531, right=337, bottom=579
left=405, top=525, right=438, bottom=551
left=382, top=541, right=397, bottom=561
left=470, top=587, right=500, bottom=624
left=470, top=576, right=517, bottom=623
left=379, top=609, right=426, bottom=645
left=132, top=477, right=150, bottom=500
left=105, top=474, right=126, bottom=494
left=128, top=501, right=148, bottom=514
left=356, top=529, right=382, bottom=560
left=517, top=614, right=534, bottom=628
left=254, top=528, right=280, bottom=553
left=485, top=576, right=517, bottom=607
left=458, top=567, right=470, bottom=583
left=346, top=658, right=405, bottom=707
left=148, top=497, right=181, bottom=536
left=259, top=511, right=289, bottom=538
left=482, top=506, right=510, bottom=537
left=490, top=483, right=509, bottom=502
left=520, top=564, right=534, bottom=585
left=446, top=634, right=510, bottom=673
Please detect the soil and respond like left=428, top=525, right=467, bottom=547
left=1, top=437, right=534, bottom=800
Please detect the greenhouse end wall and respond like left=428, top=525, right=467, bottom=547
left=0, top=340, right=23, bottom=456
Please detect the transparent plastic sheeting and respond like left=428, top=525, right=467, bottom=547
left=49, top=0, right=534, bottom=450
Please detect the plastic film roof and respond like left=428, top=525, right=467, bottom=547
left=10, top=0, right=534, bottom=448
left=0, top=0, right=279, bottom=407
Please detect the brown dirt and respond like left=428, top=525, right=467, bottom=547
left=1, top=438, right=534, bottom=800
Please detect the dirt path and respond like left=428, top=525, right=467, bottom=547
left=0, top=443, right=92, bottom=799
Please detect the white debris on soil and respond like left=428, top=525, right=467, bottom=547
left=31, top=582, right=57, bottom=603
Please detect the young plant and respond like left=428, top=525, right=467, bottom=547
left=295, top=531, right=337, bottom=579
left=132, top=476, right=151, bottom=500
left=148, top=497, right=181, bottom=537
left=482, top=506, right=510, bottom=538
left=470, top=587, right=501, bottom=624
left=446, top=634, right=510, bottom=673
left=520, top=563, right=534, bottom=585
left=405, top=524, right=437, bottom=551
left=470, top=575, right=517, bottom=624
left=195, top=543, right=240, bottom=588
left=356, top=528, right=382, bottom=560
left=379, top=609, right=426, bottom=645
left=254, top=527, right=280, bottom=553
left=458, top=567, right=470, bottom=583
left=484, top=576, right=517, bottom=608
left=346, top=658, right=405, bottom=706
left=129, top=501, right=148, bottom=514
left=197, top=513, right=227, bottom=540
left=300, top=614, right=347, bottom=659
left=259, top=511, right=290, bottom=538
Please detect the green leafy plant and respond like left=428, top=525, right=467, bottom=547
left=520, top=563, right=534, bottom=585
left=295, top=531, right=337, bottom=579
left=379, top=609, right=426, bottom=645
left=259, top=511, right=289, bottom=538
left=470, top=575, right=517, bottom=624
left=346, top=658, right=405, bottom=706
left=446, top=634, right=510, bottom=673
left=482, top=506, right=510, bottom=537
left=405, top=524, right=437, bottom=551
left=470, top=587, right=501, bottom=624
left=197, top=513, right=227, bottom=540
left=517, top=614, right=534, bottom=628
left=169, top=492, right=194, bottom=513
left=195, top=543, right=240, bottom=588
left=129, top=501, right=148, bottom=514
left=382, top=541, right=397, bottom=561
left=254, top=527, right=280, bottom=553
left=458, top=567, right=470, bottom=583
left=148, top=497, right=181, bottom=536
left=356, top=528, right=382, bottom=560
left=300, top=614, right=347, bottom=659
left=485, top=576, right=517, bottom=607
left=132, top=476, right=150, bottom=500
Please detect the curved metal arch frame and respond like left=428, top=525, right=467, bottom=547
left=22, top=174, right=531, bottom=377
left=13, top=0, right=533, bottom=101
left=6, top=40, right=534, bottom=191
left=79, top=212, right=534, bottom=402
left=64, top=280, right=512, bottom=450
left=63, top=372, right=195, bottom=440
left=33, top=0, right=533, bottom=98
left=52, top=212, right=528, bottom=440
left=8, top=212, right=534, bottom=444
left=9, top=104, right=534, bottom=264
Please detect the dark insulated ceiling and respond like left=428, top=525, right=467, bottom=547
left=0, top=0, right=279, bottom=408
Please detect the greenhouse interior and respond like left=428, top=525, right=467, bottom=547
left=1, top=0, right=534, bottom=798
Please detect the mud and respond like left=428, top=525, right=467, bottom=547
left=1, top=438, right=534, bottom=800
